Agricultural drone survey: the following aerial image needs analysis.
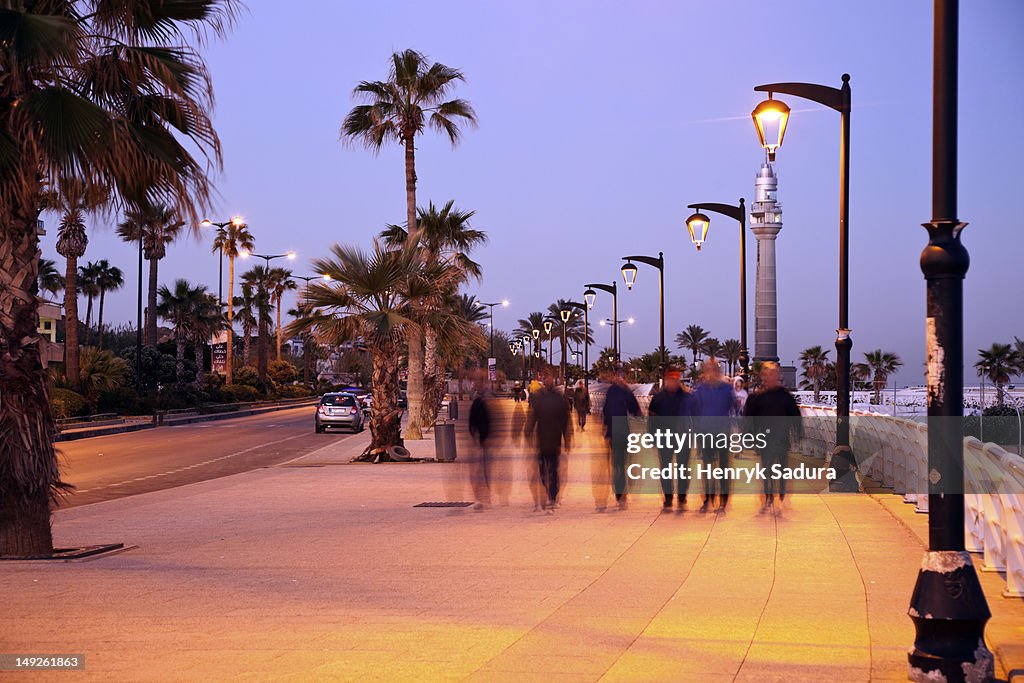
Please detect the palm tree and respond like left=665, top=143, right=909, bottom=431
left=799, top=346, right=831, bottom=403
left=267, top=267, right=297, bottom=362
left=78, top=346, right=129, bottom=406
left=157, top=280, right=207, bottom=388
left=240, top=266, right=274, bottom=383
left=191, top=294, right=225, bottom=388
left=721, top=339, right=742, bottom=376
left=975, top=343, right=1015, bottom=407
left=0, top=1, right=232, bottom=557
left=37, top=259, right=65, bottom=299
left=1012, top=337, right=1024, bottom=377
left=851, top=362, right=871, bottom=393
left=92, top=260, right=124, bottom=349
left=116, top=204, right=185, bottom=349
left=77, top=261, right=102, bottom=345
left=676, top=324, right=710, bottom=366
left=702, top=337, right=722, bottom=362
left=211, top=219, right=255, bottom=384
left=864, top=349, right=903, bottom=405
left=289, top=242, right=420, bottom=456
left=343, top=51, right=477, bottom=439
left=232, top=283, right=260, bottom=365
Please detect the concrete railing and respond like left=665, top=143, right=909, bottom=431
left=799, top=405, right=1024, bottom=598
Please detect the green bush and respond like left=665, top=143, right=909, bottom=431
left=50, top=388, right=89, bottom=419
left=156, top=385, right=208, bottom=410
left=220, top=384, right=262, bottom=404
left=96, top=387, right=156, bottom=416
left=268, top=360, right=298, bottom=385
left=277, top=384, right=312, bottom=399
left=234, top=365, right=260, bottom=387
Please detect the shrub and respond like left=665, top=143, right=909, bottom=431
left=268, top=360, right=298, bottom=385
left=277, top=384, right=312, bottom=399
left=220, top=384, right=262, bottom=404
left=50, top=388, right=89, bottom=419
left=233, top=365, right=260, bottom=387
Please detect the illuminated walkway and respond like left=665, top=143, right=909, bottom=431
left=3, top=402, right=1021, bottom=681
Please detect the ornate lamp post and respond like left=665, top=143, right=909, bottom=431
left=686, top=199, right=750, bottom=383
left=480, top=299, right=510, bottom=359
left=568, top=300, right=589, bottom=388
left=752, top=74, right=855, bottom=489
left=620, top=253, right=665, bottom=376
left=543, top=319, right=554, bottom=366
left=584, top=281, right=619, bottom=368
left=559, top=308, right=572, bottom=384
left=522, top=334, right=533, bottom=379
left=907, top=1, right=992, bottom=680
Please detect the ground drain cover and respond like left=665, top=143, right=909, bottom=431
left=414, top=502, right=474, bottom=508
left=0, top=543, right=132, bottom=562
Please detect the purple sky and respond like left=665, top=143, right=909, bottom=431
left=39, top=0, right=1023, bottom=384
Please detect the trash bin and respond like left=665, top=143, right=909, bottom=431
left=435, top=421, right=457, bottom=462
left=448, top=399, right=459, bottom=420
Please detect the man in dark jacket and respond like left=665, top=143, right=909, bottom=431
left=525, top=370, right=572, bottom=513
left=468, top=378, right=494, bottom=509
left=693, top=358, right=735, bottom=513
left=649, top=367, right=693, bottom=512
left=744, top=361, right=803, bottom=514
left=602, top=369, right=642, bottom=510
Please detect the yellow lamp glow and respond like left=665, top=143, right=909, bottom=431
left=686, top=211, right=711, bottom=251
left=752, top=95, right=791, bottom=161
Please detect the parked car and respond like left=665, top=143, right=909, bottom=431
left=315, top=392, right=365, bottom=433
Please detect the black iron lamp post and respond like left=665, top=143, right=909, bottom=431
left=543, top=319, right=554, bottom=366
left=559, top=308, right=572, bottom=384
left=567, top=300, right=589, bottom=388
left=291, top=274, right=329, bottom=384
left=522, top=334, right=533, bottom=379
left=620, top=253, right=665, bottom=376
left=584, top=281, right=619, bottom=368
left=201, top=216, right=246, bottom=306
left=135, top=229, right=143, bottom=393
left=752, top=73, right=855, bottom=489
left=480, top=299, right=509, bottom=360
left=686, top=200, right=750, bottom=383
left=600, top=317, right=633, bottom=366
left=907, top=1, right=992, bottom=680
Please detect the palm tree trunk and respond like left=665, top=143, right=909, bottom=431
left=276, top=296, right=282, bottom=362
left=64, top=256, right=81, bottom=391
left=97, top=290, right=106, bottom=349
left=243, top=327, right=252, bottom=365
left=365, top=339, right=402, bottom=456
left=404, top=137, right=418, bottom=245
left=84, top=295, right=93, bottom=346
left=257, top=303, right=268, bottom=384
left=405, top=326, right=425, bottom=440
left=175, top=337, right=185, bottom=388
left=194, top=337, right=205, bottom=388
left=0, top=212, right=60, bottom=556
left=225, top=255, right=234, bottom=384
left=146, top=257, right=158, bottom=348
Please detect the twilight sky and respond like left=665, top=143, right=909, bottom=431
left=39, top=0, right=1023, bottom=384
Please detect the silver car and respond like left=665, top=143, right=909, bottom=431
left=315, top=393, right=365, bottom=433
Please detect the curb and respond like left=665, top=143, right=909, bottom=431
left=55, top=400, right=317, bottom=442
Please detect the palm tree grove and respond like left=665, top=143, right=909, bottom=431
left=2, top=2, right=1023, bottom=680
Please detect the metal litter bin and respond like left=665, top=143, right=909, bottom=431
left=448, top=399, right=459, bottom=420
left=434, top=421, right=457, bottom=462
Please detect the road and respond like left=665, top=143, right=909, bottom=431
left=55, top=406, right=359, bottom=508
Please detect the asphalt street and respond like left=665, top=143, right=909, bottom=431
left=55, top=406, right=357, bottom=508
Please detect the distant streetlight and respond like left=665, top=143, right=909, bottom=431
left=480, top=299, right=509, bottom=360
left=244, top=251, right=297, bottom=382
left=686, top=199, right=749, bottom=383
left=201, top=215, right=245, bottom=306
left=600, top=317, right=633, bottom=365
left=585, top=281, right=619, bottom=368
left=621, top=253, right=665, bottom=375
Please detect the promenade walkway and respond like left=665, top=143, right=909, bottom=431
left=3, top=400, right=1021, bottom=681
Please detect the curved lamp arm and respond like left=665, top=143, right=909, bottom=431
left=754, top=75, right=849, bottom=114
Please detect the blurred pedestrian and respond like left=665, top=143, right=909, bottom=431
left=468, top=374, right=494, bottom=510
left=733, top=377, right=748, bottom=415
left=694, top=358, right=735, bottom=513
left=573, top=380, right=590, bottom=431
left=602, top=368, right=642, bottom=511
left=744, top=361, right=802, bottom=514
left=524, top=369, right=572, bottom=514
left=649, top=367, right=693, bottom=512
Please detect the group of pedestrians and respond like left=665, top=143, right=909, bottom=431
left=468, top=358, right=801, bottom=516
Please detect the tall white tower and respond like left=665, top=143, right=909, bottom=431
left=750, top=162, right=782, bottom=362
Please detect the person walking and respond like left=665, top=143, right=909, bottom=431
left=744, top=361, right=802, bottom=514
left=693, top=358, right=735, bottom=514
left=572, top=380, right=591, bottom=431
left=467, top=376, right=494, bottom=510
left=524, top=369, right=572, bottom=514
left=602, top=368, right=642, bottom=511
left=649, top=367, right=693, bottom=512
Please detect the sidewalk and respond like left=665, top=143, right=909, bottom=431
left=3, top=405, right=1021, bottom=681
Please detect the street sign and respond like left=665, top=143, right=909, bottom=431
left=487, top=358, right=496, bottom=381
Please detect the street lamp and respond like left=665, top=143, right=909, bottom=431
left=620, top=252, right=665, bottom=376
left=241, top=250, right=297, bottom=382
left=567, top=300, right=590, bottom=388
left=201, top=215, right=245, bottom=306
left=907, top=1, right=992, bottom=680
left=753, top=73, right=855, bottom=489
left=686, top=199, right=749, bottom=383
left=290, top=274, right=330, bottom=384
left=585, top=281, right=619, bottom=368
left=559, top=308, right=571, bottom=384
left=600, top=318, right=633, bottom=365
left=480, top=299, right=510, bottom=360
left=543, top=319, right=554, bottom=366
